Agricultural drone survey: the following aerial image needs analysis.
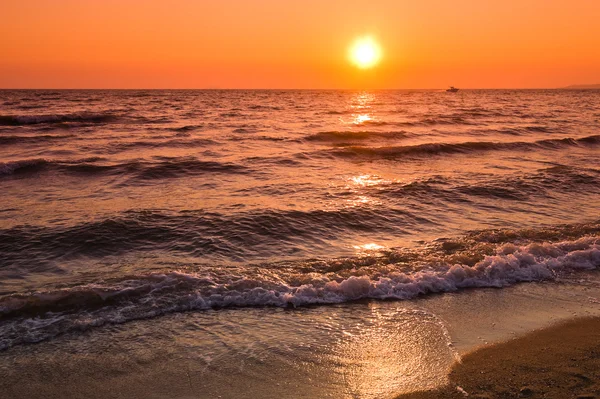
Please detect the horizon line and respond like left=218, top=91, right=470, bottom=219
left=0, top=87, right=594, bottom=91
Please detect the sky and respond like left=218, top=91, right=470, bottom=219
left=1, top=0, right=599, bottom=89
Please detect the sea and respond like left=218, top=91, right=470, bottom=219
left=1, top=89, right=599, bottom=398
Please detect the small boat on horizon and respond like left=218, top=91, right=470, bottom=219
left=447, top=86, right=459, bottom=93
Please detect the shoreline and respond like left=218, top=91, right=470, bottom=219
left=399, top=317, right=600, bottom=399
left=2, top=281, right=600, bottom=399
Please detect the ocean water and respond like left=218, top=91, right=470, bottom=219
left=1, top=89, right=600, bottom=397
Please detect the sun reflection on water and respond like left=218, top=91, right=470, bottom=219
left=332, top=306, right=457, bottom=399
left=351, top=174, right=388, bottom=187
left=353, top=243, right=385, bottom=251
left=354, top=114, right=372, bottom=124
left=352, top=242, right=386, bottom=255
left=335, top=92, right=379, bottom=126
left=352, top=92, right=376, bottom=110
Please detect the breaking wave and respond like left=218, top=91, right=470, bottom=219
left=0, top=223, right=599, bottom=350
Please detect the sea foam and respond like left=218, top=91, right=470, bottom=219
left=1, top=235, right=598, bottom=350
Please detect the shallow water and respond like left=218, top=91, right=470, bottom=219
left=2, top=279, right=600, bottom=399
left=1, top=89, right=600, bottom=358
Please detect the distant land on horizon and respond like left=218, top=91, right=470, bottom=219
left=563, top=84, right=600, bottom=89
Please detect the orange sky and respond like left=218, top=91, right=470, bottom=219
left=1, top=0, right=599, bottom=89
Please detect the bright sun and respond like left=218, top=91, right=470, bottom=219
left=349, top=36, right=382, bottom=69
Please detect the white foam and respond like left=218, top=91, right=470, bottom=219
left=1, top=236, right=599, bottom=350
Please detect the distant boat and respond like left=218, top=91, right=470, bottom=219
left=446, top=86, right=459, bottom=93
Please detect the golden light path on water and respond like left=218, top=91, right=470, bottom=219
left=324, top=92, right=455, bottom=396
left=347, top=87, right=388, bottom=251
left=340, top=101, right=453, bottom=393
left=337, top=88, right=456, bottom=396
left=344, top=92, right=410, bottom=256
left=354, top=114, right=372, bottom=124
left=327, top=304, right=459, bottom=398
left=348, top=174, right=390, bottom=254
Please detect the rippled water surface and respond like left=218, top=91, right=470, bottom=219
left=1, top=89, right=600, bottom=350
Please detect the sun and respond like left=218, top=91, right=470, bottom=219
left=349, top=36, right=382, bottom=69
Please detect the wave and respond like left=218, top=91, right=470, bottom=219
left=132, top=157, right=246, bottom=180
left=0, top=157, right=247, bottom=179
left=305, top=130, right=410, bottom=142
left=0, top=112, right=119, bottom=126
left=0, top=223, right=598, bottom=350
left=351, top=116, right=478, bottom=128
left=418, top=116, right=477, bottom=126
left=374, top=166, right=600, bottom=201
left=169, top=125, right=203, bottom=132
left=453, top=107, right=509, bottom=117
left=0, top=111, right=173, bottom=127
left=329, top=134, right=600, bottom=159
left=0, top=158, right=50, bottom=175
left=15, top=104, right=47, bottom=110
left=0, top=207, right=423, bottom=266
left=100, top=138, right=215, bottom=153
left=219, top=112, right=245, bottom=118
left=0, top=134, right=76, bottom=145
left=323, top=110, right=352, bottom=115
left=232, top=127, right=261, bottom=133
left=455, top=126, right=555, bottom=137
left=247, top=104, right=283, bottom=111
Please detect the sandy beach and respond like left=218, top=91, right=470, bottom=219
left=400, top=317, right=600, bottom=399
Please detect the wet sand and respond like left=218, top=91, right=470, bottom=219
left=400, top=317, right=600, bottom=399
